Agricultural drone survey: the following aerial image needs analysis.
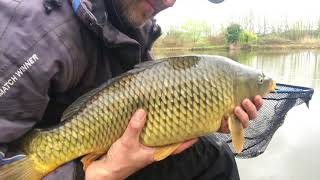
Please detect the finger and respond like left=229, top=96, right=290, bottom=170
left=172, top=138, right=198, bottom=155
left=242, top=99, right=257, bottom=120
left=234, top=106, right=249, bottom=128
left=121, top=109, right=147, bottom=145
left=253, top=95, right=263, bottom=111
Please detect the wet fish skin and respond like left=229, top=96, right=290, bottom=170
left=0, top=55, right=274, bottom=179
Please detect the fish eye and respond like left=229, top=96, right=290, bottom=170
left=257, top=75, right=264, bottom=84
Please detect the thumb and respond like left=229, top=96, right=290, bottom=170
left=121, top=109, right=147, bottom=145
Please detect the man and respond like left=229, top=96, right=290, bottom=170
left=0, top=0, right=262, bottom=179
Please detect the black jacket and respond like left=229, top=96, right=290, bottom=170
left=0, top=1, right=241, bottom=180
left=0, top=0, right=161, bottom=143
left=0, top=0, right=161, bottom=178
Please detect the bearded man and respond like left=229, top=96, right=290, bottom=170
left=0, top=0, right=262, bottom=179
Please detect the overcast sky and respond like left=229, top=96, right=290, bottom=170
left=155, top=0, right=320, bottom=31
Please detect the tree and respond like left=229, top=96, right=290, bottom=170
left=181, top=19, right=212, bottom=45
left=225, top=23, right=242, bottom=44
left=239, top=31, right=258, bottom=44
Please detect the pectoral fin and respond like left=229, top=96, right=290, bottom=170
left=81, top=151, right=105, bottom=170
left=154, top=143, right=182, bottom=161
left=228, top=115, right=244, bottom=153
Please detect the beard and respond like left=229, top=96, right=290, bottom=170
left=113, top=0, right=149, bottom=28
left=113, top=0, right=170, bottom=28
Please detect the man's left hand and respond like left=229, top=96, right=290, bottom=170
left=219, top=95, right=263, bottom=133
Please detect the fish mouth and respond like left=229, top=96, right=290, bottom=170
left=269, top=80, right=277, bottom=92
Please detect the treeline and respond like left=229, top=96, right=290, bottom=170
left=154, top=18, right=320, bottom=49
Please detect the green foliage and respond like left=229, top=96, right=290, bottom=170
left=154, top=18, right=320, bottom=49
left=181, top=19, right=212, bottom=44
left=225, top=23, right=242, bottom=44
left=239, top=31, right=258, bottom=44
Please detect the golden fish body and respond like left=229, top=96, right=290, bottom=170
left=0, top=55, right=274, bottom=179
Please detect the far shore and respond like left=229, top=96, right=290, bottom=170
left=153, top=43, right=320, bottom=52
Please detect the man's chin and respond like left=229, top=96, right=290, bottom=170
left=127, top=15, right=152, bottom=28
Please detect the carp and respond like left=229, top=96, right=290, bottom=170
left=0, top=55, right=276, bottom=179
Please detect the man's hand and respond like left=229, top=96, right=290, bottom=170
left=86, top=96, right=263, bottom=179
left=85, top=109, right=197, bottom=180
left=219, top=95, right=263, bottom=133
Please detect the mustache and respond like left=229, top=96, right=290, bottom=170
left=114, top=0, right=137, bottom=16
left=116, top=0, right=168, bottom=14
left=110, top=0, right=136, bottom=27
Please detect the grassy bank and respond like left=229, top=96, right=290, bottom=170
left=153, top=42, right=320, bottom=51
left=154, top=21, right=320, bottom=51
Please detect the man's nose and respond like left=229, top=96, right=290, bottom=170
left=162, top=0, right=176, bottom=7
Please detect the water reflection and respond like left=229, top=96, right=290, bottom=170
left=153, top=49, right=320, bottom=179
left=246, top=50, right=320, bottom=90
left=237, top=92, right=320, bottom=180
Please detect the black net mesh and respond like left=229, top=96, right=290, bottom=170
left=212, top=83, right=314, bottom=158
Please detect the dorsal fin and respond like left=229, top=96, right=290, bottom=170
left=61, top=86, right=105, bottom=121
left=133, top=56, right=201, bottom=72
left=133, top=59, right=165, bottom=70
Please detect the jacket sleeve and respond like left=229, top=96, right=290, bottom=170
left=0, top=30, right=77, bottom=143
left=0, top=1, right=88, bottom=179
left=0, top=53, right=50, bottom=143
left=0, top=30, right=83, bottom=179
left=0, top=0, right=84, bottom=144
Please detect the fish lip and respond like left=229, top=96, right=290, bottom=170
left=269, top=80, right=277, bottom=92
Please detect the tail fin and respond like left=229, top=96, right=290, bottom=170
left=0, top=156, right=42, bottom=180
left=228, top=115, right=244, bottom=153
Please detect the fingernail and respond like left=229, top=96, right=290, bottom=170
left=131, top=110, right=146, bottom=129
left=244, top=99, right=250, bottom=106
left=235, top=107, right=241, bottom=114
left=244, top=122, right=249, bottom=128
left=135, top=109, right=146, bottom=120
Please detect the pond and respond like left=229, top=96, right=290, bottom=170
left=153, top=49, right=320, bottom=180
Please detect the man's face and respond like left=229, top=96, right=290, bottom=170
left=115, top=0, right=176, bottom=27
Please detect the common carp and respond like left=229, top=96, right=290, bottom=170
left=0, top=55, right=276, bottom=179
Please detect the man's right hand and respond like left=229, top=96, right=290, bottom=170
left=85, top=109, right=197, bottom=180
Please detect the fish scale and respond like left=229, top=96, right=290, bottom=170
left=141, top=59, right=230, bottom=145
left=0, top=55, right=275, bottom=179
